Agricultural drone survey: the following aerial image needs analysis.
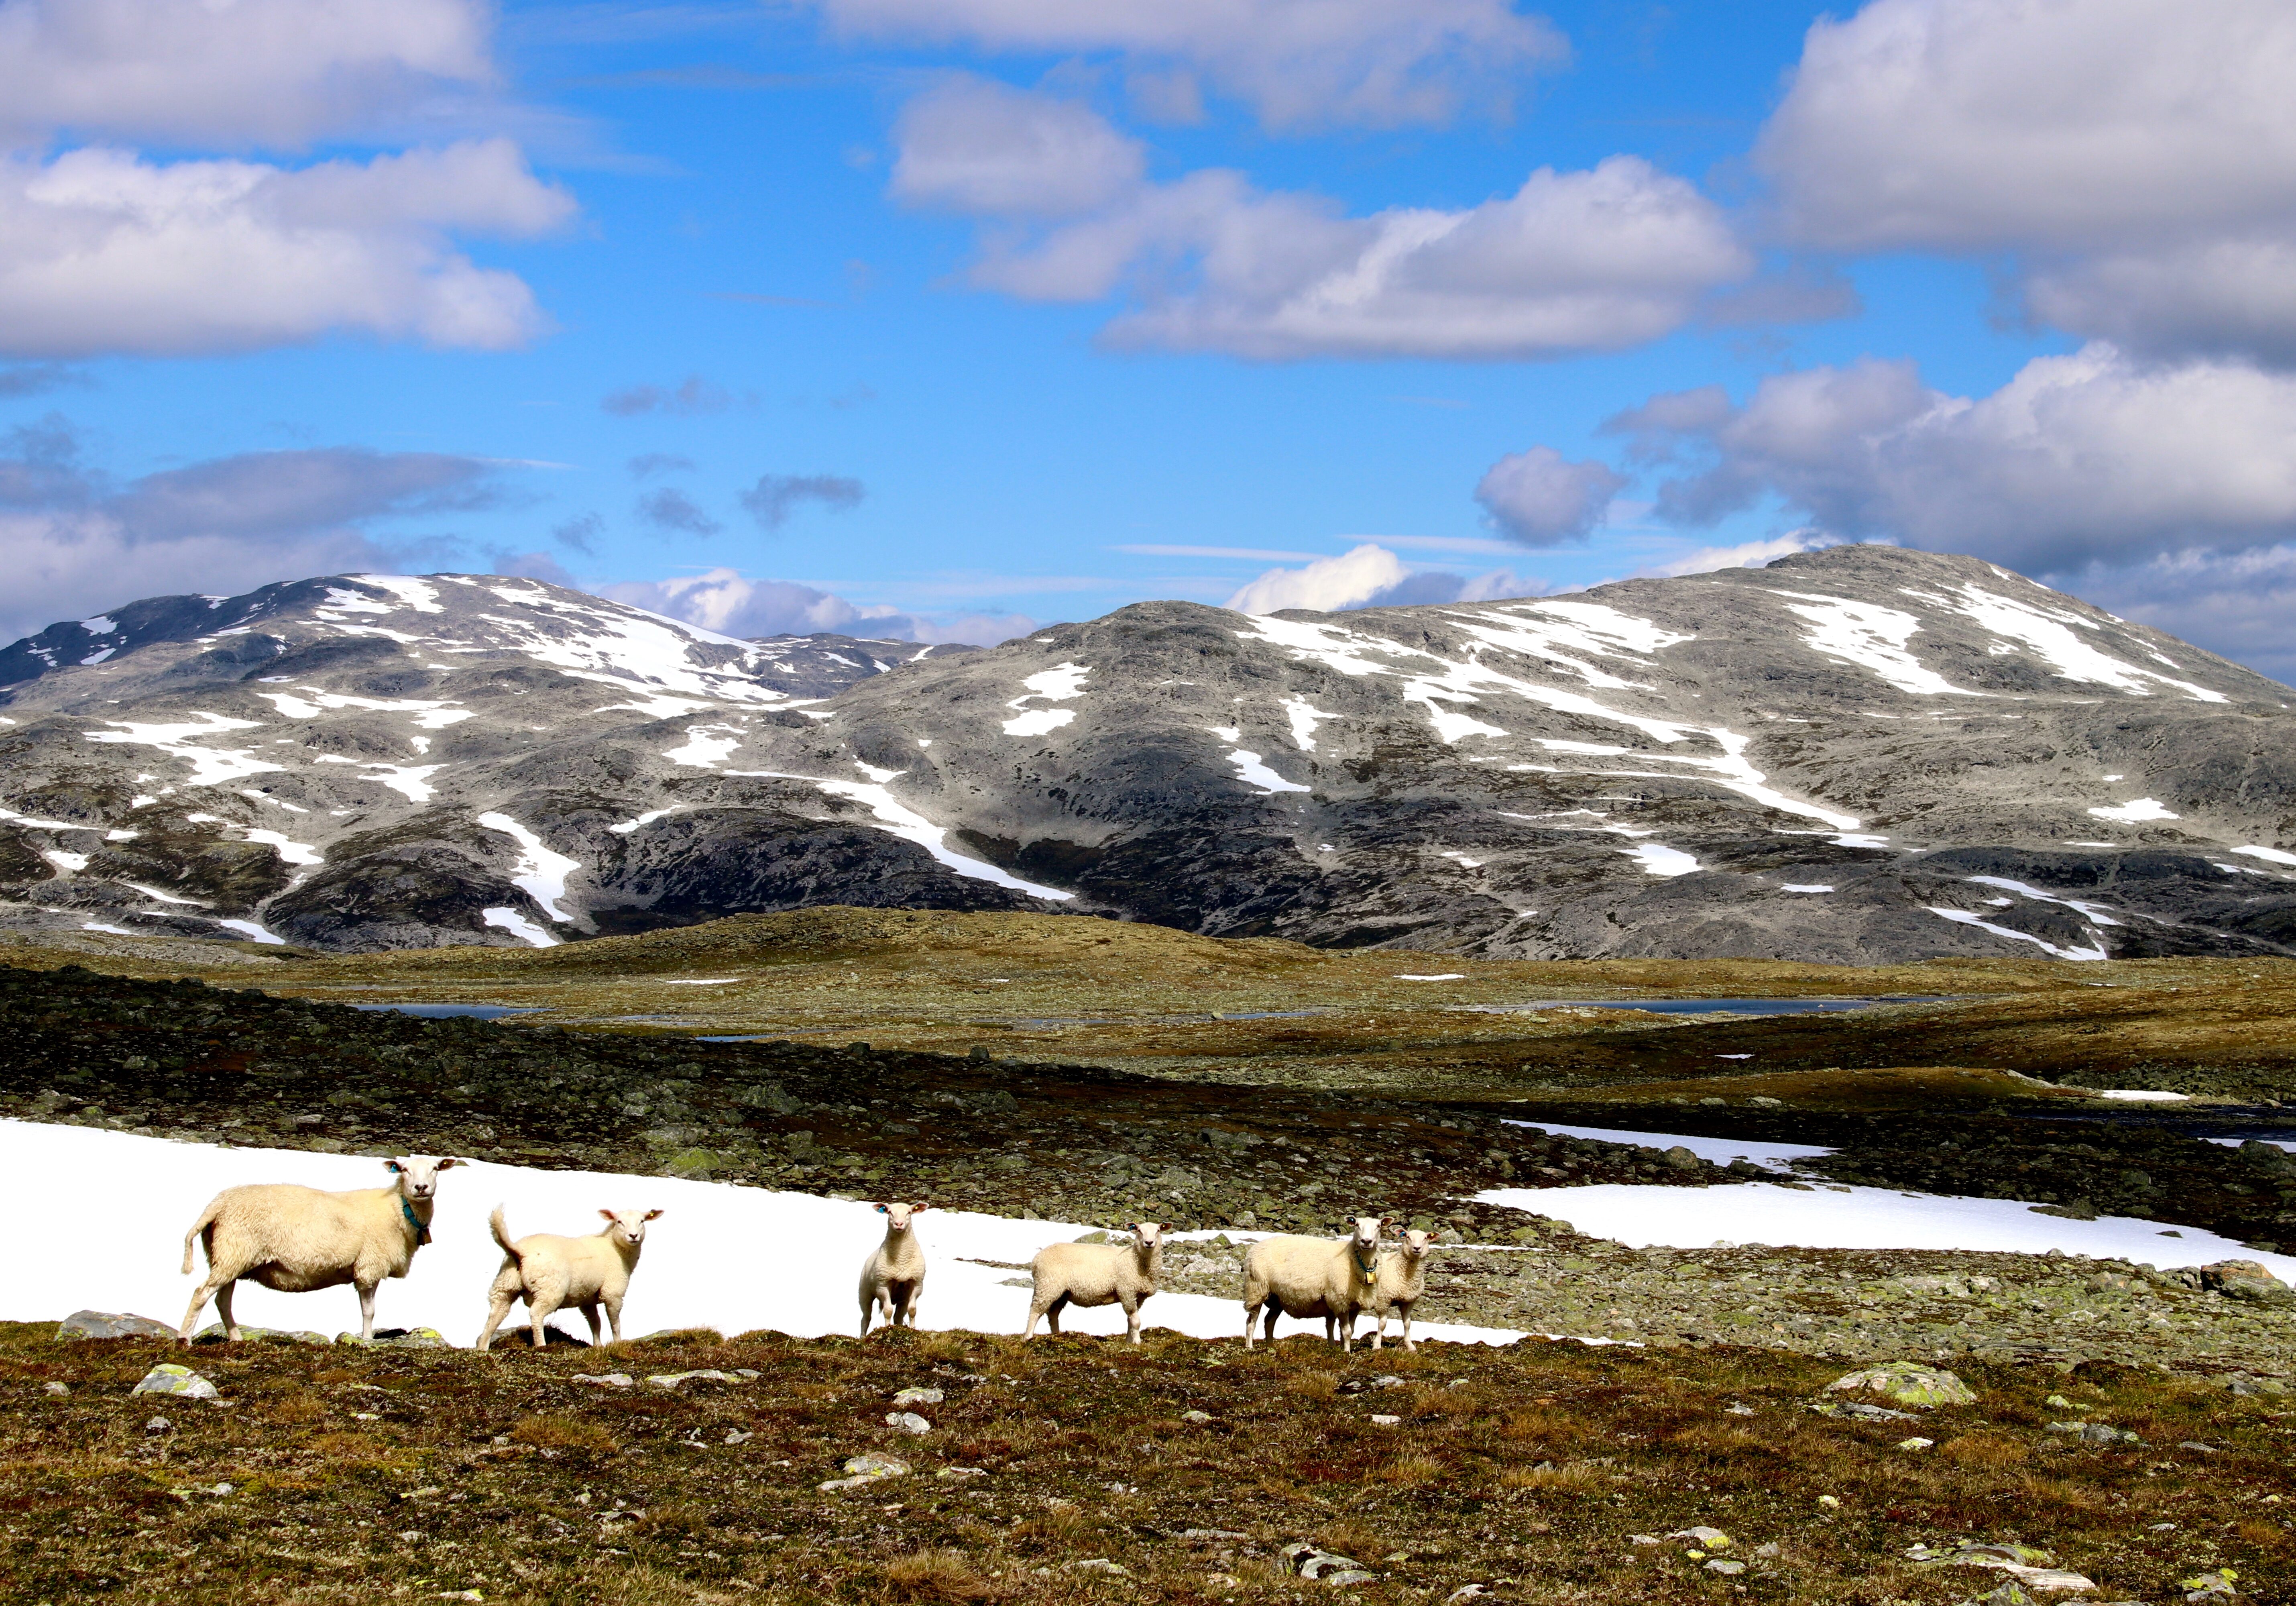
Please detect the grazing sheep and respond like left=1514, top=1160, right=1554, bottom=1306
left=177, top=1156, right=463, bottom=1344
left=1025, top=1222, right=1165, bottom=1343
left=1241, top=1217, right=1386, bottom=1351
left=1354, top=1228, right=1434, bottom=1352
left=858, top=1201, right=929, bottom=1337
left=476, top=1204, right=663, bottom=1351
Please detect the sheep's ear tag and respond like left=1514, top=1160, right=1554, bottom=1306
left=874, top=1204, right=887, bottom=1214
left=385, top=1161, right=403, bottom=1174
left=644, top=1209, right=664, bottom=1221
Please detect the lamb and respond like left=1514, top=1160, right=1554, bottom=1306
left=1241, top=1217, right=1386, bottom=1352
left=476, top=1204, right=663, bottom=1351
left=1354, top=1228, right=1434, bottom=1352
left=177, top=1156, right=463, bottom=1344
left=1025, top=1221, right=1165, bottom=1344
left=858, top=1201, right=929, bottom=1337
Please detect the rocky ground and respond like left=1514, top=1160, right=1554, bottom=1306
left=8, top=1319, right=2296, bottom=1605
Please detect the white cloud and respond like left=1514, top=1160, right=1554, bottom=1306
left=1756, top=0, right=2296, bottom=364
left=1225, top=542, right=1535, bottom=614
left=817, top=0, right=1567, bottom=130
left=1617, top=343, right=2296, bottom=574
left=0, top=0, right=495, bottom=148
left=895, top=89, right=1750, bottom=361
left=892, top=75, right=1145, bottom=216
left=596, top=568, right=1035, bottom=646
left=0, top=139, right=574, bottom=357
left=1474, top=445, right=1624, bottom=544
left=1633, top=531, right=1841, bottom=580
left=2071, top=546, right=2296, bottom=689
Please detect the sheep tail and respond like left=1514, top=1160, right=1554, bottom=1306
left=489, top=1204, right=521, bottom=1261
left=180, top=1198, right=220, bottom=1276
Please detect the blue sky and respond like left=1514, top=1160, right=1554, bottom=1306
left=5, top=0, right=2296, bottom=679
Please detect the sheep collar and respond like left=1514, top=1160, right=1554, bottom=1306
left=401, top=1197, right=432, bottom=1247
left=1353, top=1243, right=1380, bottom=1286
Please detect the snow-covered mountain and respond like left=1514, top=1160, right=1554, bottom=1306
left=2, top=548, right=2292, bottom=960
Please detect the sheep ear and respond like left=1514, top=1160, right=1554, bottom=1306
left=911, top=1205, right=929, bottom=1214
left=436, top=1157, right=463, bottom=1170
left=643, top=1209, right=664, bottom=1220
left=873, top=1203, right=887, bottom=1214
left=599, top=1209, right=616, bottom=1222
left=384, top=1160, right=403, bottom=1174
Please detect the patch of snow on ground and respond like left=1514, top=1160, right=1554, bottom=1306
left=1927, top=907, right=2107, bottom=960
left=735, top=772, right=1074, bottom=900
left=1480, top=1176, right=2296, bottom=1278
left=1774, top=592, right=1977, bottom=697
left=1504, top=1121, right=1831, bottom=1172
left=1280, top=696, right=1335, bottom=750
left=351, top=575, right=444, bottom=613
left=1832, top=833, right=1890, bottom=848
left=1224, top=750, right=1311, bottom=795
left=1966, top=875, right=2126, bottom=927
left=2213, top=1136, right=2296, bottom=1152
left=215, top=919, right=286, bottom=945
left=2235, top=845, right=2296, bottom=866
left=662, top=978, right=739, bottom=985
left=0, top=805, right=84, bottom=830
left=1781, top=884, right=1834, bottom=893
left=43, top=850, right=87, bottom=872
left=236, top=828, right=323, bottom=868
left=1624, top=843, right=1698, bottom=876
left=483, top=907, right=559, bottom=948
left=474, top=594, right=794, bottom=706
left=0, top=1124, right=1523, bottom=1347
left=2097, top=1090, right=2190, bottom=1102
left=476, top=813, right=580, bottom=922
left=1449, top=600, right=1686, bottom=689
left=2089, top=799, right=2178, bottom=824
left=1002, top=707, right=1075, bottom=737
left=1938, top=584, right=2229, bottom=703
left=84, top=713, right=284, bottom=788
left=1396, top=974, right=1466, bottom=982
left=80, top=616, right=117, bottom=634
left=607, top=809, right=677, bottom=836
left=663, top=723, right=745, bottom=768
left=352, top=763, right=444, bottom=803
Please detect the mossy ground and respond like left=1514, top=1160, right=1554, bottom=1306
left=6, top=1322, right=2291, bottom=1605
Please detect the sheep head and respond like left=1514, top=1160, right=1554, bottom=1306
left=1396, top=1228, right=1433, bottom=1260
left=599, top=1207, right=664, bottom=1246
left=1129, top=1221, right=1165, bottom=1254
left=1350, top=1217, right=1384, bottom=1253
left=875, top=1202, right=927, bottom=1231
left=383, top=1156, right=462, bottom=1200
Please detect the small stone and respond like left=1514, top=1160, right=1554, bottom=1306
left=1705, top=1559, right=1746, bottom=1575
left=1447, top=1588, right=1491, bottom=1604
left=145, top=1415, right=171, bottom=1433
left=1826, top=1361, right=1977, bottom=1408
left=42, top=1381, right=67, bottom=1396
left=1897, top=1437, right=1936, bottom=1451
left=723, top=1429, right=753, bottom=1445
left=131, top=1363, right=218, bottom=1401
left=572, top=1373, right=635, bottom=1388
left=1669, top=1527, right=1730, bottom=1549
left=1182, top=1409, right=1213, bottom=1424
left=1067, top=1559, right=1128, bottom=1576
left=892, top=1386, right=944, bottom=1406
left=885, top=1411, right=931, bottom=1435
left=1817, top=1495, right=1840, bottom=1508
left=645, top=1370, right=735, bottom=1389
left=934, top=1466, right=987, bottom=1480
left=1370, top=1414, right=1401, bottom=1427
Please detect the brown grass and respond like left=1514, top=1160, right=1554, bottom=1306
left=508, top=1413, right=617, bottom=1455
left=884, top=1547, right=1001, bottom=1600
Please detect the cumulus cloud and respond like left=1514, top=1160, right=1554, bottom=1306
left=597, top=567, right=1032, bottom=645
left=0, top=0, right=496, bottom=149
left=815, top=0, right=1567, bottom=130
left=1225, top=542, right=1535, bottom=614
left=893, top=76, right=1145, bottom=215
left=635, top=486, right=722, bottom=536
left=1756, top=0, right=2296, bottom=364
left=895, top=87, right=1751, bottom=360
left=1613, top=344, right=2296, bottom=575
left=0, top=421, right=496, bottom=641
left=0, top=139, right=573, bottom=359
left=627, top=453, right=696, bottom=479
left=1474, top=446, right=1624, bottom=544
left=2072, top=546, right=2296, bottom=689
left=739, top=473, right=865, bottom=530
left=601, top=375, right=733, bottom=417
left=1632, top=531, right=1842, bottom=580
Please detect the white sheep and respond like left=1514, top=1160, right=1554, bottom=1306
left=1025, top=1221, right=1165, bottom=1344
left=475, top=1204, right=663, bottom=1351
left=1241, top=1218, right=1385, bottom=1351
left=858, top=1201, right=929, bottom=1337
left=1352, top=1228, right=1434, bottom=1351
left=177, top=1156, right=463, bottom=1344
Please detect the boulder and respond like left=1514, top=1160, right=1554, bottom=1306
left=1827, top=1361, right=1977, bottom=1408
left=131, top=1363, right=219, bottom=1400
left=56, top=1310, right=173, bottom=1341
left=2200, top=1260, right=2296, bottom=1306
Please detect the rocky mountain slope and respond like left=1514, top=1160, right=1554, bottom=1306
left=1, top=548, right=2291, bottom=960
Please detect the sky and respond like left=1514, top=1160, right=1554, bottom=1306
left=4, top=0, right=2296, bottom=681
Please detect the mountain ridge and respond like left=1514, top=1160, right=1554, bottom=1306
left=2, top=547, right=2290, bottom=961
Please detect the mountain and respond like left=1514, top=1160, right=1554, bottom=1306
left=2, top=548, right=2292, bottom=961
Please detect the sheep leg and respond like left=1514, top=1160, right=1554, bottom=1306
left=527, top=1290, right=564, bottom=1350
left=1242, top=1300, right=1259, bottom=1349
left=356, top=1282, right=378, bottom=1343
left=1262, top=1303, right=1280, bottom=1345
left=1122, top=1294, right=1142, bottom=1346
left=1400, top=1308, right=1416, bottom=1353
left=590, top=1299, right=613, bottom=1346
left=214, top=1281, right=239, bottom=1343
left=1372, top=1313, right=1387, bottom=1352
left=179, top=1272, right=232, bottom=1346
left=475, top=1293, right=515, bottom=1353
left=1340, top=1310, right=1358, bottom=1354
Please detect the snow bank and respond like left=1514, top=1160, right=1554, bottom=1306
left=1478, top=1177, right=2296, bottom=1277
left=1504, top=1121, right=1831, bottom=1172
left=3, top=1123, right=1523, bottom=1347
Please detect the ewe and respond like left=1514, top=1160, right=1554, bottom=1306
left=1355, top=1227, right=1434, bottom=1351
left=178, top=1156, right=463, bottom=1344
left=476, top=1204, right=663, bottom=1351
left=1241, top=1217, right=1385, bottom=1351
left=858, top=1201, right=929, bottom=1337
left=1026, top=1221, right=1165, bottom=1343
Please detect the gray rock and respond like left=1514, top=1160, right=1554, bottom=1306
left=1827, top=1361, right=1977, bottom=1407
left=145, top=1415, right=171, bottom=1433
left=885, top=1411, right=932, bottom=1434
left=892, top=1386, right=944, bottom=1406
left=645, top=1370, right=737, bottom=1389
left=131, top=1364, right=218, bottom=1400
left=191, top=1323, right=330, bottom=1346
left=572, top=1373, right=635, bottom=1388
left=57, top=1310, right=174, bottom=1341
left=820, top=1452, right=910, bottom=1492
left=42, top=1381, right=68, bottom=1396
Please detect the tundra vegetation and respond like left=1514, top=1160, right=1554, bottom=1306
left=4, top=911, right=2296, bottom=1598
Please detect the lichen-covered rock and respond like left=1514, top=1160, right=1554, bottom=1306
left=131, top=1363, right=218, bottom=1400
left=56, top=1310, right=173, bottom=1341
left=820, top=1452, right=909, bottom=1492
left=1828, top=1361, right=1976, bottom=1408
left=191, top=1323, right=330, bottom=1345
left=2201, top=1260, right=2295, bottom=1305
